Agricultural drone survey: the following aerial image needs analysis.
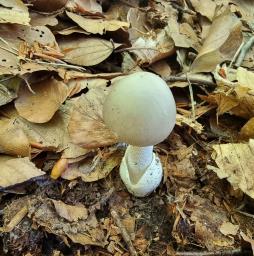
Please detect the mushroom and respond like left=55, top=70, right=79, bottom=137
left=103, top=72, right=176, bottom=197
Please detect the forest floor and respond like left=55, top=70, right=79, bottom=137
left=1, top=0, right=254, bottom=255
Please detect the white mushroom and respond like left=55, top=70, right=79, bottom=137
left=103, top=71, right=176, bottom=197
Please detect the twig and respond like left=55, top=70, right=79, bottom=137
left=186, top=74, right=196, bottom=120
left=165, top=76, right=216, bottom=87
left=176, top=248, right=242, bottom=256
left=235, top=36, right=254, bottom=67
left=115, top=47, right=160, bottom=53
left=229, top=41, right=244, bottom=68
left=22, top=76, right=35, bottom=94
left=110, top=209, right=138, bottom=256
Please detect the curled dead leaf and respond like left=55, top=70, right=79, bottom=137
left=66, top=11, right=129, bottom=35
left=191, top=9, right=242, bottom=72
left=61, top=149, right=122, bottom=182
left=0, top=156, right=45, bottom=188
left=15, top=78, right=69, bottom=123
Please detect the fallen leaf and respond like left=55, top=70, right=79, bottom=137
left=219, top=222, right=239, bottom=236
left=0, top=118, right=30, bottom=157
left=0, top=156, right=45, bottom=188
left=191, top=9, right=242, bottom=72
left=15, top=78, right=69, bottom=123
left=66, top=11, right=129, bottom=35
left=131, top=28, right=175, bottom=65
left=0, top=0, right=30, bottom=25
left=0, top=77, right=20, bottom=106
left=66, top=0, right=102, bottom=15
left=188, top=195, right=235, bottom=250
left=28, top=197, right=106, bottom=246
left=237, top=67, right=254, bottom=91
left=30, top=12, right=58, bottom=26
left=28, top=0, right=68, bottom=12
left=189, top=0, right=216, bottom=21
left=3, top=102, right=88, bottom=158
left=176, top=113, right=203, bottom=134
left=68, top=87, right=118, bottom=148
left=211, top=139, right=254, bottom=198
left=240, top=117, right=254, bottom=139
left=61, top=149, right=122, bottom=182
left=59, top=37, right=117, bottom=66
left=52, top=200, right=88, bottom=222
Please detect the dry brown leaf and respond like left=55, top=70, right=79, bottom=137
left=0, top=77, right=20, bottom=106
left=211, top=140, right=254, bottom=198
left=131, top=29, right=175, bottom=65
left=219, top=222, right=239, bottom=236
left=28, top=197, right=106, bottom=246
left=240, top=117, right=254, bottom=139
left=187, top=195, right=235, bottom=250
left=61, top=149, right=122, bottom=182
left=66, top=11, right=129, bottom=35
left=237, top=67, right=254, bottom=91
left=30, top=12, right=58, bottom=26
left=191, top=9, right=242, bottom=72
left=52, top=200, right=88, bottom=222
left=68, top=87, right=118, bottom=148
left=66, top=0, right=102, bottom=15
left=27, top=0, right=68, bottom=12
left=200, top=94, right=239, bottom=116
left=189, top=0, right=216, bottom=21
left=0, top=118, right=30, bottom=157
left=176, top=113, right=203, bottom=134
left=67, top=78, right=108, bottom=97
left=231, top=0, right=254, bottom=25
left=15, top=78, right=69, bottom=123
left=0, top=156, right=45, bottom=187
left=0, top=24, right=58, bottom=49
left=3, top=102, right=88, bottom=158
left=0, top=0, right=30, bottom=25
left=59, top=37, right=117, bottom=66
left=165, top=21, right=199, bottom=50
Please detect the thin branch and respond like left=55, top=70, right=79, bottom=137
left=235, top=36, right=254, bottom=67
left=229, top=41, right=244, bottom=68
left=186, top=74, right=196, bottom=120
left=165, top=75, right=216, bottom=87
left=115, top=47, right=160, bottom=53
left=176, top=248, right=242, bottom=256
left=110, top=209, right=138, bottom=256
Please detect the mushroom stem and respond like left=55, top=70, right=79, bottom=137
left=126, top=145, right=153, bottom=184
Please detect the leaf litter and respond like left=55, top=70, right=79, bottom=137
left=1, top=0, right=254, bottom=255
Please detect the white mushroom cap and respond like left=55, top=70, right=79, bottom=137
left=103, top=72, right=176, bottom=147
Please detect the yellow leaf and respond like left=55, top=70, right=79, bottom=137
left=211, top=140, right=254, bottom=198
